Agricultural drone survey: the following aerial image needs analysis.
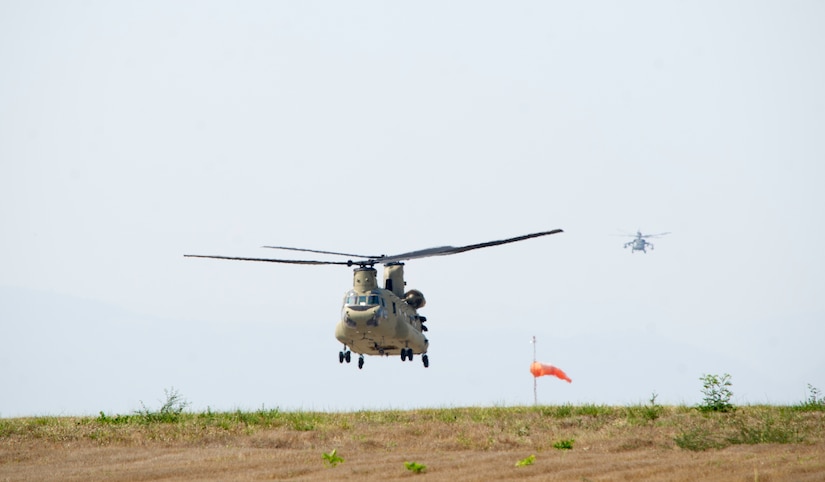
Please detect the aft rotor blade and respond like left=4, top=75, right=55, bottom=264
left=376, top=229, right=563, bottom=263
left=183, top=254, right=353, bottom=266
left=262, top=245, right=381, bottom=259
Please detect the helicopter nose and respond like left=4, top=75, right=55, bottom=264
left=343, top=305, right=380, bottom=328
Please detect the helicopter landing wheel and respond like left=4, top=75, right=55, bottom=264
left=407, top=349, right=414, bottom=362
left=358, top=355, right=364, bottom=369
left=339, top=351, right=344, bottom=363
left=401, top=349, right=407, bottom=361
left=422, top=354, right=429, bottom=368
left=345, top=350, right=351, bottom=363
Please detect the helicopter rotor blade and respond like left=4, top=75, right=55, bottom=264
left=375, top=229, right=563, bottom=263
left=186, top=229, right=563, bottom=268
left=183, top=254, right=353, bottom=266
left=641, top=232, right=671, bottom=238
left=261, top=246, right=382, bottom=259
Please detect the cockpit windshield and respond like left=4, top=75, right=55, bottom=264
left=345, top=291, right=381, bottom=306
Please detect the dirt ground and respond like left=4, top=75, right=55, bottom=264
left=3, top=436, right=825, bottom=481
left=4, top=407, right=825, bottom=481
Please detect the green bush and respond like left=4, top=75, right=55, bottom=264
left=698, top=374, right=735, bottom=413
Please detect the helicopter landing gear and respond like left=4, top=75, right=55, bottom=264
left=339, top=346, right=352, bottom=364
left=400, top=347, right=414, bottom=362
left=358, top=355, right=364, bottom=369
left=422, top=354, right=429, bottom=368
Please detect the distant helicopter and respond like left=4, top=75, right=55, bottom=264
left=620, top=230, right=670, bottom=253
left=185, top=229, right=563, bottom=369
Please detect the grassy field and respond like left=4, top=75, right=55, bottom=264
left=2, top=403, right=824, bottom=481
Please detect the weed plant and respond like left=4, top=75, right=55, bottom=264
left=553, top=438, right=575, bottom=450
left=794, top=384, right=825, bottom=412
left=515, top=454, right=535, bottom=467
left=404, top=461, right=426, bottom=474
left=322, top=449, right=343, bottom=467
left=625, top=393, right=664, bottom=424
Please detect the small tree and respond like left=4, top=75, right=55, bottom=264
left=698, top=373, right=735, bottom=413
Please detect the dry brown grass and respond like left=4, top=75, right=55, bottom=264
left=2, top=405, right=824, bottom=481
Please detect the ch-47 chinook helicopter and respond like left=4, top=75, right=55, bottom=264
left=185, top=229, right=563, bottom=369
left=620, top=230, right=670, bottom=253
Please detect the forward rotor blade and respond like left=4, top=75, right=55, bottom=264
left=262, top=246, right=381, bottom=259
left=187, top=228, right=563, bottom=267
left=183, top=254, right=352, bottom=266
left=376, top=229, right=563, bottom=263
left=642, top=232, right=671, bottom=238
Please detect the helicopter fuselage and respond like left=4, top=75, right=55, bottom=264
left=624, top=232, right=653, bottom=253
left=626, top=238, right=651, bottom=252
left=622, top=230, right=669, bottom=254
left=335, top=265, right=428, bottom=357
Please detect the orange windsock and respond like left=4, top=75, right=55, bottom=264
left=530, top=361, right=572, bottom=383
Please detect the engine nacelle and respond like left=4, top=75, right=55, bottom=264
left=404, top=289, right=426, bottom=309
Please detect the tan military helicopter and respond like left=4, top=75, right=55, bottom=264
left=185, top=229, right=562, bottom=369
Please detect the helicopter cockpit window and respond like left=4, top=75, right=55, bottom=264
left=346, top=293, right=381, bottom=306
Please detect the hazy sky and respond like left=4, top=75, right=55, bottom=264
left=2, top=1, right=824, bottom=417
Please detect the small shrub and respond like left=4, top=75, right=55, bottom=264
left=698, top=374, right=735, bottom=413
left=515, top=454, right=535, bottom=467
left=643, top=392, right=664, bottom=421
left=135, top=387, right=190, bottom=424
left=404, top=461, right=427, bottom=474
